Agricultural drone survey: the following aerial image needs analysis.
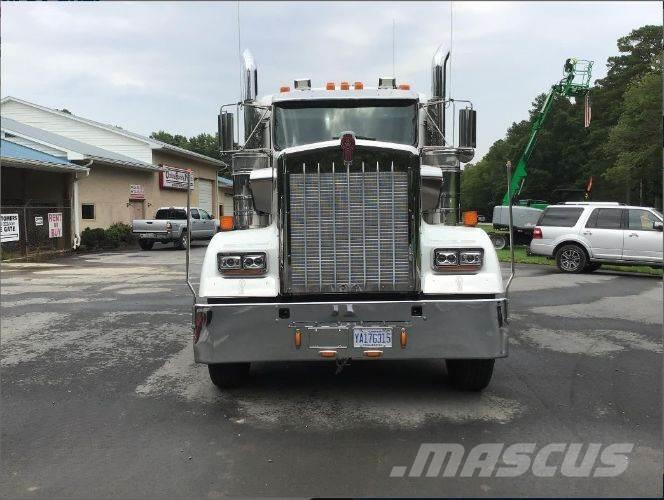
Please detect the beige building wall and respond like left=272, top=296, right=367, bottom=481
left=217, top=187, right=234, bottom=218
left=150, top=150, right=220, bottom=216
left=78, top=164, right=154, bottom=229
left=76, top=151, right=224, bottom=229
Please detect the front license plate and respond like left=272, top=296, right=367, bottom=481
left=353, top=327, right=392, bottom=348
left=140, top=233, right=155, bottom=239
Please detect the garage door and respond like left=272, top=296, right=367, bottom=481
left=198, top=179, right=213, bottom=215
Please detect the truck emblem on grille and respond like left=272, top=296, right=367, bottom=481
left=340, top=131, right=356, bottom=167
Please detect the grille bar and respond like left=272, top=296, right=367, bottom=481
left=288, top=160, right=412, bottom=294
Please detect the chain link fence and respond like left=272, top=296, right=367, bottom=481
left=1, top=206, right=72, bottom=260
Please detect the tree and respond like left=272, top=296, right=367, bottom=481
left=461, top=24, right=663, bottom=212
left=603, top=70, right=662, bottom=205
left=150, top=130, right=230, bottom=177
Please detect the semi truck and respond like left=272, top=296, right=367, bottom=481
left=190, top=44, right=510, bottom=391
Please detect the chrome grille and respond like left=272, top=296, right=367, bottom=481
left=288, top=161, right=412, bottom=293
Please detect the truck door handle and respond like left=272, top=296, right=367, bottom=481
left=628, top=233, right=639, bottom=237
left=582, top=231, right=592, bottom=235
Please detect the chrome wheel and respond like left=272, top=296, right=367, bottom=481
left=556, top=244, right=588, bottom=274
left=560, top=248, right=581, bottom=271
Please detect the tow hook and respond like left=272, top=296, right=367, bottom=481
left=335, top=357, right=351, bottom=375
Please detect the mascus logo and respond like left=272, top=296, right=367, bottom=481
left=340, top=131, right=356, bottom=167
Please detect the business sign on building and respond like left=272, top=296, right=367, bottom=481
left=48, top=212, right=63, bottom=238
left=130, top=184, right=145, bottom=199
left=159, top=166, right=194, bottom=191
left=35, top=216, right=44, bottom=226
left=1, top=213, right=20, bottom=242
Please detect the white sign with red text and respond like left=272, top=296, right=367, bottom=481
left=160, top=166, right=194, bottom=190
left=48, top=212, right=63, bottom=238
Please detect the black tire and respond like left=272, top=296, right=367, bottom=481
left=175, top=231, right=189, bottom=250
left=138, top=240, right=154, bottom=251
left=208, top=363, right=250, bottom=389
left=583, top=262, right=601, bottom=273
left=555, top=244, right=587, bottom=273
left=446, top=359, right=495, bottom=391
left=490, top=234, right=508, bottom=250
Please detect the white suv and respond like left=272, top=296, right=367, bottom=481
left=530, top=203, right=663, bottom=273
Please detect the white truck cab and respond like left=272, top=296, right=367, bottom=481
left=192, top=45, right=508, bottom=391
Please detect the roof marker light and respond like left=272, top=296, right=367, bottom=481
left=280, top=86, right=290, bottom=93
left=340, top=81, right=350, bottom=90
left=354, top=81, right=364, bottom=90
left=398, top=83, right=411, bottom=90
left=326, top=82, right=335, bottom=90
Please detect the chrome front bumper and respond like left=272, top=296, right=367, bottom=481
left=193, top=297, right=509, bottom=364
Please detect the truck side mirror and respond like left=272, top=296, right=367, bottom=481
left=458, top=108, right=477, bottom=149
left=218, top=111, right=235, bottom=152
left=653, top=220, right=663, bottom=231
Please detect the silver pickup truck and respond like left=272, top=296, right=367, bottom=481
left=132, top=207, right=219, bottom=250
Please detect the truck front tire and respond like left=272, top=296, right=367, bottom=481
left=208, top=363, right=250, bottom=389
left=446, top=359, right=495, bottom=391
left=138, top=240, right=154, bottom=251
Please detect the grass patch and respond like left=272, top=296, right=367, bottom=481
left=497, top=246, right=662, bottom=276
left=497, top=247, right=552, bottom=266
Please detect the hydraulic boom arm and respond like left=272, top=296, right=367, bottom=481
left=501, top=58, right=593, bottom=205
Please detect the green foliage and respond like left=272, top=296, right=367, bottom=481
left=80, top=223, right=135, bottom=250
left=150, top=130, right=230, bottom=177
left=462, top=24, right=663, bottom=213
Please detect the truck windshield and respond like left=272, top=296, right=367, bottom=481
left=274, top=99, right=417, bottom=150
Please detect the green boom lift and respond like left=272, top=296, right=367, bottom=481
left=491, top=58, right=593, bottom=248
left=502, top=57, right=593, bottom=206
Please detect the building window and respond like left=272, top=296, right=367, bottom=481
left=219, top=204, right=224, bottom=217
left=82, top=203, right=95, bottom=220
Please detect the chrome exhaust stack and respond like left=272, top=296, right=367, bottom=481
left=430, top=44, right=450, bottom=146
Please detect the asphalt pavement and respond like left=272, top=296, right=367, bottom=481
left=1, top=242, right=662, bottom=498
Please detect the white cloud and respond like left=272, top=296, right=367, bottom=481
left=1, top=1, right=660, bottom=160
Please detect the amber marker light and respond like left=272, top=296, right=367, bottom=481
left=398, top=83, right=411, bottom=90
left=319, top=350, right=337, bottom=358
left=220, top=215, right=234, bottom=231
left=326, top=82, right=335, bottom=90
left=463, top=211, right=479, bottom=227
left=353, top=81, right=364, bottom=90
left=294, top=329, right=302, bottom=348
left=363, top=350, right=383, bottom=358
left=280, top=86, right=290, bottom=93
left=400, top=329, right=408, bottom=348
left=340, top=81, right=350, bottom=90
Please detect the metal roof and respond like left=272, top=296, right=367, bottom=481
left=1, top=117, right=160, bottom=171
left=1, top=139, right=89, bottom=172
left=1, top=96, right=226, bottom=167
left=217, top=176, right=233, bottom=188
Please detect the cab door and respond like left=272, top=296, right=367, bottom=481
left=198, top=209, right=215, bottom=237
left=622, top=209, right=663, bottom=262
left=582, top=208, right=624, bottom=259
left=190, top=208, right=202, bottom=239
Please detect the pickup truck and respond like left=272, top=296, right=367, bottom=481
left=132, top=207, right=219, bottom=250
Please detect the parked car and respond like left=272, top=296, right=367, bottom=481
left=530, top=202, right=663, bottom=273
left=132, top=207, right=219, bottom=250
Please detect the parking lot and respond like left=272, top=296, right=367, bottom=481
left=1, top=243, right=662, bottom=497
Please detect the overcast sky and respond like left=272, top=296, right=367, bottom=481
left=1, top=1, right=660, bottom=161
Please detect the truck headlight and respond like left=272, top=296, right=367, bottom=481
left=218, top=252, right=267, bottom=276
left=433, top=248, right=483, bottom=272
